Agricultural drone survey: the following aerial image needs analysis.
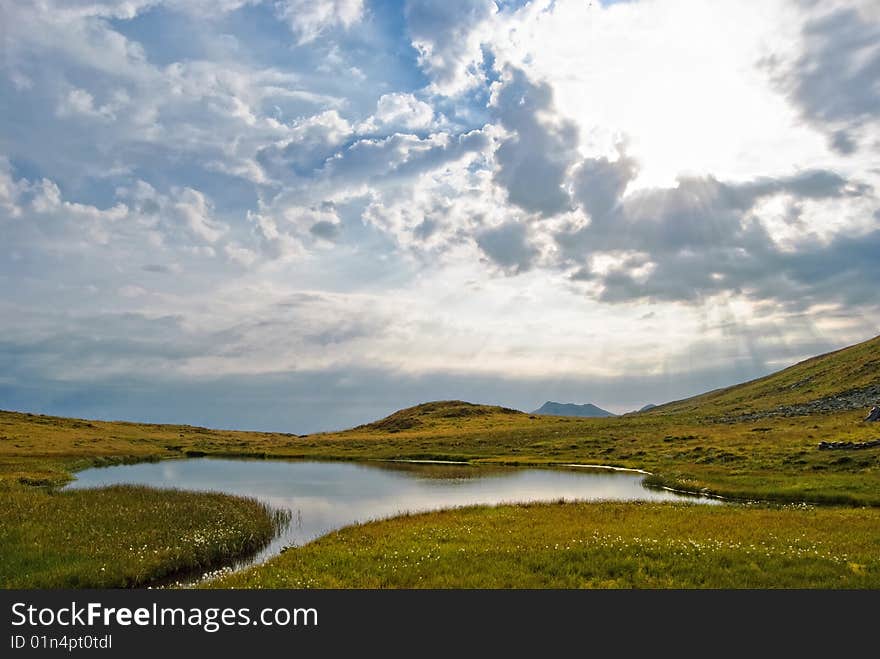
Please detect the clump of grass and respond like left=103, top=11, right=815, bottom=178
left=210, top=501, right=880, bottom=589
left=0, top=484, right=284, bottom=588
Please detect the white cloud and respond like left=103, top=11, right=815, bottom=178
left=171, top=188, right=226, bottom=244
left=275, top=0, right=364, bottom=44
left=324, top=131, right=449, bottom=181
left=1, top=170, right=228, bottom=256
left=56, top=87, right=130, bottom=121
left=405, top=0, right=497, bottom=95
left=0, top=158, right=26, bottom=218
left=223, top=242, right=259, bottom=266
left=259, top=110, right=353, bottom=177
left=359, top=92, right=436, bottom=133
left=247, top=209, right=304, bottom=260
left=361, top=156, right=500, bottom=254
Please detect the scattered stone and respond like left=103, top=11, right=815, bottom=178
left=715, top=383, right=880, bottom=423
left=866, top=405, right=880, bottom=422
left=818, top=439, right=880, bottom=451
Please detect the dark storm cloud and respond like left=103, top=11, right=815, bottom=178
left=492, top=68, right=580, bottom=217
left=787, top=7, right=880, bottom=153
left=772, top=226, right=880, bottom=307
left=559, top=159, right=874, bottom=305
left=571, top=151, right=638, bottom=224
left=475, top=221, right=539, bottom=273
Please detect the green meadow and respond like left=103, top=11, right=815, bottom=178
left=211, top=501, right=880, bottom=589
left=0, top=483, right=286, bottom=588
left=1, top=334, right=879, bottom=588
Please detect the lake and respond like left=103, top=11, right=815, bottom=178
left=65, top=458, right=717, bottom=571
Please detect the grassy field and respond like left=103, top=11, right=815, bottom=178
left=210, top=501, right=880, bottom=589
left=0, top=483, right=287, bottom=588
left=1, top=334, right=878, bottom=588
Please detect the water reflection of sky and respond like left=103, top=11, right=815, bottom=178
left=66, top=458, right=718, bottom=568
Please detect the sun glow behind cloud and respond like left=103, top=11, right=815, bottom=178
left=495, top=0, right=830, bottom=188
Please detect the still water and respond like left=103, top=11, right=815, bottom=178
left=66, top=458, right=716, bottom=569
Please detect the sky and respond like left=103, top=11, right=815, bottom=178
left=1, top=0, right=879, bottom=433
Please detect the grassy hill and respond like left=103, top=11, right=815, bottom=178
left=355, top=400, right=524, bottom=433
left=651, top=334, right=880, bottom=419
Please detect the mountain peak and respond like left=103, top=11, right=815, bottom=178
left=532, top=401, right=616, bottom=418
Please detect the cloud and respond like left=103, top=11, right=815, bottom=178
left=56, top=88, right=114, bottom=120
left=359, top=158, right=498, bottom=256
left=247, top=210, right=303, bottom=260
left=275, top=0, right=365, bottom=44
left=3, top=171, right=130, bottom=248
left=309, top=219, right=341, bottom=241
left=258, top=110, right=353, bottom=177
left=572, top=149, right=638, bottom=224
left=476, top=221, right=539, bottom=274
left=565, top=167, right=855, bottom=257
left=360, top=92, right=436, bottom=133
left=0, top=163, right=235, bottom=282
left=170, top=187, right=226, bottom=244
left=785, top=6, right=880, bottom=154
left=142, top=263, right=182, bottom=274
left=559, top=157, right=874, bottom=306
left=322, top=128, right=491, bottom=185
left=114, top=180, right=229, bottom=247
left=38, top=1, right=256, bottom=21
left=491, top=68, right=580, bottom=217
left=405, top=0, right=497, bottom=95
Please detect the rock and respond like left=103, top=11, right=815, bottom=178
left=866, top=405, right=880, bottom=422
left=716, top=384, right=880, bottom=424
left=818, top=438, right=880, bottom=450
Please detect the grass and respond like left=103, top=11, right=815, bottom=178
left=210, top=501, right=880, bottom=589
left=0, top=482, right=287, bottom=588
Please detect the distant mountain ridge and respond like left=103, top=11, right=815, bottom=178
left=532, top=401, right=616, bottom=418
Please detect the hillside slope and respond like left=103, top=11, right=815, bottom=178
left=648, top=334, right=880, bottom=420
